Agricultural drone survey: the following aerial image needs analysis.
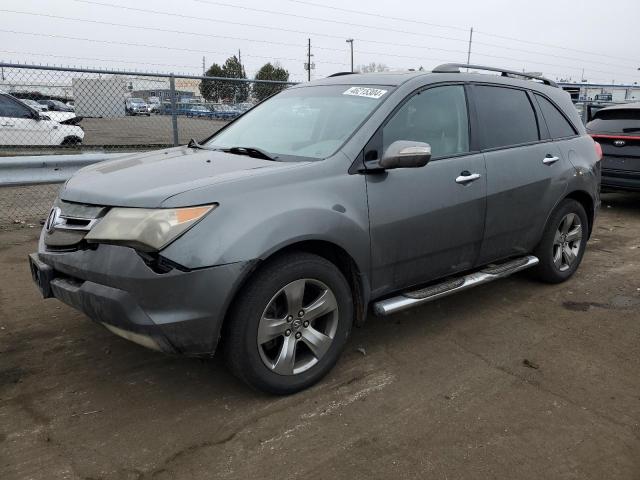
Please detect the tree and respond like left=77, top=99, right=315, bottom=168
left=222, top=55, right=249, bottom=103
left=200, top=63, right=225, bottom=102
left=199, top=56, right=249, bottom=102
left=253, top=63, right=290, bottom=101
left=356, top=62, right=389, bottom=73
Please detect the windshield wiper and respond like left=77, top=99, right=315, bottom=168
left=222, top=146, right=277, bottom=161
left=622, top=128, right=640, bottom=133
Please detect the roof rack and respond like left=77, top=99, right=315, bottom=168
left=328, top=71, right=356, bottom=77
left=432, top=63, right=558, bottom=87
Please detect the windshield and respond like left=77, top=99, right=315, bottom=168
left=205, top=84, right=392, bottom=159
left=130, top=98, right=145, bottom=103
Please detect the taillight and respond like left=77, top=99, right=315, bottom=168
left=593, top=140, right=602, bottom=161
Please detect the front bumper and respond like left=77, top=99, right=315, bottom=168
left=29, top=234, right=254, bottom=356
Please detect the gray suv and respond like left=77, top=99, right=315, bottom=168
left=29, top=64, right=601, bottom=394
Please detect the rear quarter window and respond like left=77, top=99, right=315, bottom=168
left=534, top=94, right=577, bottom=138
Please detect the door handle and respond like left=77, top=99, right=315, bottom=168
left=543, top=155, right=560, bottom=165
left=1, top=123, right=15, bottom=127
left=455, top=172, right=481, bottom=184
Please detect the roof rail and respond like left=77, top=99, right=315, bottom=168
left=328, top=71, right=356, bottom=77
left=432, top=63, right=558, bottom=87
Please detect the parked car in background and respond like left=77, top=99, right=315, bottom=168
left=22, top=99, right=47, bottom=112
left=587, top=102, right=640, bottom=191
left=0, top=92, right=84, bottom=146
left=38, top=99, right=75, bottom=112
left=186, top=105, right=216, bottom=118
left=211, top=104, right=240, bottom=120
left=29, top=65, right=600, bottom=394
left=125, top=98, right=151, bottom=116
left=147, top=97, right=161, bottom=113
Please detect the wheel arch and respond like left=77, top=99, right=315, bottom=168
left=564, top=189, right=595, bottom=238
left=218, top=239, right=370, bottom=350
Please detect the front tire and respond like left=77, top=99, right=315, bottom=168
left=532, top=199, right=589, bottom=283
left=224, top=252, right=353, bottom=394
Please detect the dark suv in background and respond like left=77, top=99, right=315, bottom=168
left=587, top=102, right=640, bottom=191
left=29, top=64, right=601, bottom=394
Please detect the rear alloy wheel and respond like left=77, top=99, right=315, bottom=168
left=533, top=199, right=588, bottom=283
left=225, top=252, right=353, bottom=394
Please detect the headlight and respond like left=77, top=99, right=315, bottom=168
left=85, top=205, right=216, bottom=251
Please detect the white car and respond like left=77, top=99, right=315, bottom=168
left=21, top=99, right=47, bottom=112
left=0, top=92, right=84, bottom=146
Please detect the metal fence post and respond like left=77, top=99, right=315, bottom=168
left=169, top=74, right=179, bottom=146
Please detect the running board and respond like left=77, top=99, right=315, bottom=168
left=373, top=255, right=539, bottom=316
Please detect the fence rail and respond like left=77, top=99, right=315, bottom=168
left=0, top=152, right=123, bottom=186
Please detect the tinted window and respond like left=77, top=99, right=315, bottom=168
left=0, top=95, right=33, bottom=119
left=474, top=86, right=538, bottom=149
left=587, top=108, right=640, bottom=134
left=535, top=94, right=576, bottom=138
left=382, top=85, right=469, bottom=158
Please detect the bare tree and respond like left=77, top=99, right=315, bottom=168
left=356, top=63, right=389, bottom=73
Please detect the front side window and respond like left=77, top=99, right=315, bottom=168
left=0, top=95, right=34, bottom=119
left=206, top=84, right=392, bottom=160
left=474, top=86, right=539, bottom=149
left=535, top=94, right=577, bottom=138
left=382, top=85, right=469, bottom=158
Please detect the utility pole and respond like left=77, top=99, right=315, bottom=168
left=466, top=27, right=473, bottom=68
left=238, top=49, right=242, bottom=68
left=346, top=38, right=354, bottom=73
left=307, top=38, right=311, bottom=81
left=202, top=56, right=205, bottom=75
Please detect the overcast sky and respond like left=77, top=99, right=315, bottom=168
left=1, top=0, right=639, bottom=84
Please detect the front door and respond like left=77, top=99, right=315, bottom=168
left=365, top=84, right=487, bottom=296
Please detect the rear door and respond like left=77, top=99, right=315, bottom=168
left=365, top=84, right=487, bottom=294
left=471, top=84, right=572, bottom=264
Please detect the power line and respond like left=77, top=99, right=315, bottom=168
left=192, top=0, right=470, bottom=45
left=64, top=1, right=639, bottom=76
left=0, top=49, right=202, bottom=71
left=0, top=9, right=312, bottom=51
left=280, top=0, right=469, bottom=32
left=0, top=29, right=348, bottom=66
left=279, top=0, right=639, bottom=64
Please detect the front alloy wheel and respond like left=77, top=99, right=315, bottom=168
left=224, top=252, right=353, bottom=394
left=258, top=279, right=339, bottom=375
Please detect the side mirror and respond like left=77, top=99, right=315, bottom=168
left=379, top=140, right=432, bottom=169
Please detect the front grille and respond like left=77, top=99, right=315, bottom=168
left=44, top=200, right=107, bottom=250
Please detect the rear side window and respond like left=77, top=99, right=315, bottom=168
left=587, top=109, right=640, bottom=134
left=535, top=94, right=577, bottom=138
left=474, top=85, right=539, bottom=149
left=0, top=95, right=33, bottom=119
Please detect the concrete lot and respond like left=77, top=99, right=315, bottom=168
left=1, top=192, right=639, bottom=480
left=80, top=116, right=228, bottom=146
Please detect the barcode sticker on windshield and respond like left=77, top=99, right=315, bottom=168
left=343, top=87, right=388, bottom=99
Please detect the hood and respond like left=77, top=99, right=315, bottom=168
left=42, top=111, right=76, bottom=123
left=60, top=146, right=309, bottom=207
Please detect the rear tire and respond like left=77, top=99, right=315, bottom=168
left=532, top=199, right=588, bottom=283
left=224, top=252, right=353, bottom=395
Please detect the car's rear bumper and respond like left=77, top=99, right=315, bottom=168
left=601, top=168, right=640, bottom=191
left=29, top=236, right=255, bottom=356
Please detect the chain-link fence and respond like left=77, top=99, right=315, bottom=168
left=0, top=63, right=295, bottom=155
left=0, top=63, right=295, bottom=227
